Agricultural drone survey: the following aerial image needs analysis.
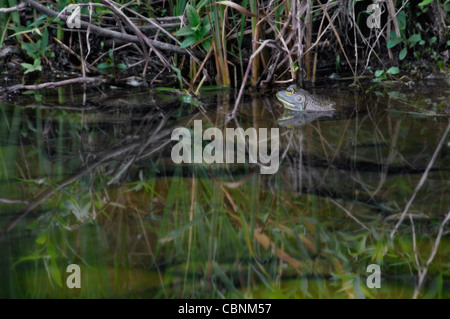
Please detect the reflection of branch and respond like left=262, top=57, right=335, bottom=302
left=0, top=197, right=29, bottom=204
left=0, top=112, right=175, bottom=240
left=329, top=198, right=370, bottom=231
left=413, top=211, right=450, bottom=299
left=390, top=122, right=450, bottom=239
left=369, top=118, right=401, bottom=200
left=0, top=142, right=138, bottom=240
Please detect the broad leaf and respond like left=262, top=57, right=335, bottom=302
left=407, top=34, right=421, bottom=44
left=386, top=67, right=400, bottom=75
left=418, top=0, right=433, bottom=6
left=180, top=36, right=197, bottom=49
left=374, top=69, right=385, bottom=77
left=387, top=37, right=403, bottom=49
left=202, top=39, right=212, bottom=52
left=399, top=47, right=407, bottom=60
left=186, top=4, right=201, bottom=26
left=175, top=25, right=195, bottom=37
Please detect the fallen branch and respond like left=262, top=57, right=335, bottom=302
left=21, top=0, right=188, bottom=55
left=2, top=77, right=103, bottom=94
left=0, top=2, right=26, bottom=13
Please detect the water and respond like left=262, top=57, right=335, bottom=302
left=0, top=80, right=449, bottom=298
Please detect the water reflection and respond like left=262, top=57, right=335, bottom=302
left=277, top=109, right=335, bottom=127
left=0, top=83, right=449, bottom=298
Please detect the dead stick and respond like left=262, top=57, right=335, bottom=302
left=21, top=0, right=188, bottom=55
left=0, top=2, right=26, bottom=13
left=2, top=77, right=103, bottom=94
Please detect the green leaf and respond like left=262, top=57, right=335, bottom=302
left=171, top=65, right=183, bottom=89
left=21, top=60, right=42, bottom=74
left=386, top=67, right=400, bottom=75
left=199, top=23, right=211, bottom=38
left=202, top=39, right=212, bottom=52
left=397, top=10, right=406, bottom=30
left=418, top=0, right=433, bottom=6
left=174, top=25, right=195, bottom=37
left=26, top=219, right=40, bottom=230
left=196, top=0, right=210, bottom=10
left=419, top=40, right=425, bottom=45
left=23, top=42, right=40, bottom=59
left=41, top=28, right=49, bottom=53
left=21, top=63, right=33, bottom=70
left=186, top=4, right=201, bottom=26
left=97, top=62, right=114, bottom=70
left=399, top=47, right=407, bottom=60
left=374, top=69, right=385, bottom=77
left=179, top=36, right=197, bottom=49
left=28, top=14, right=48, bottom=28
left=161, top=215, right=205, bottom=243
left=12, top=254, right=45, bottom=268
left=387, top=37, right=403, bottom=49
left=407, top=34, right=421, bottom=44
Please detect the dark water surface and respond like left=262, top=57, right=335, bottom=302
left=0, top=80, right=449, bottom=298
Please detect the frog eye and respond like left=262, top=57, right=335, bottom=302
left=286, top=87, right=294, bottom=95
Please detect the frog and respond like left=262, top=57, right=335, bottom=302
left=276, top=84, right=336, bottom=112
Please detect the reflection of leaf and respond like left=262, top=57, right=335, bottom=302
left=161, top=215, right=205, bottom=243
left=12, top=254, right=45, bottom=268
left=253, top=228, right=304, bottom=269
left=49, top=262, right=63, bottom=288
left=35, top=232, right=48, bottom=245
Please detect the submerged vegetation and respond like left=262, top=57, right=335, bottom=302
left=0, top=0, right=449, bottom=94
left=0, top=84, right=449, bottom=298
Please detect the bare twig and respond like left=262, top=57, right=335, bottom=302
left=0, top=2, right=26, bottom=13
left=2, top=77, right=103, bottom=94
left=21, top=0, right=188, bottom=55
